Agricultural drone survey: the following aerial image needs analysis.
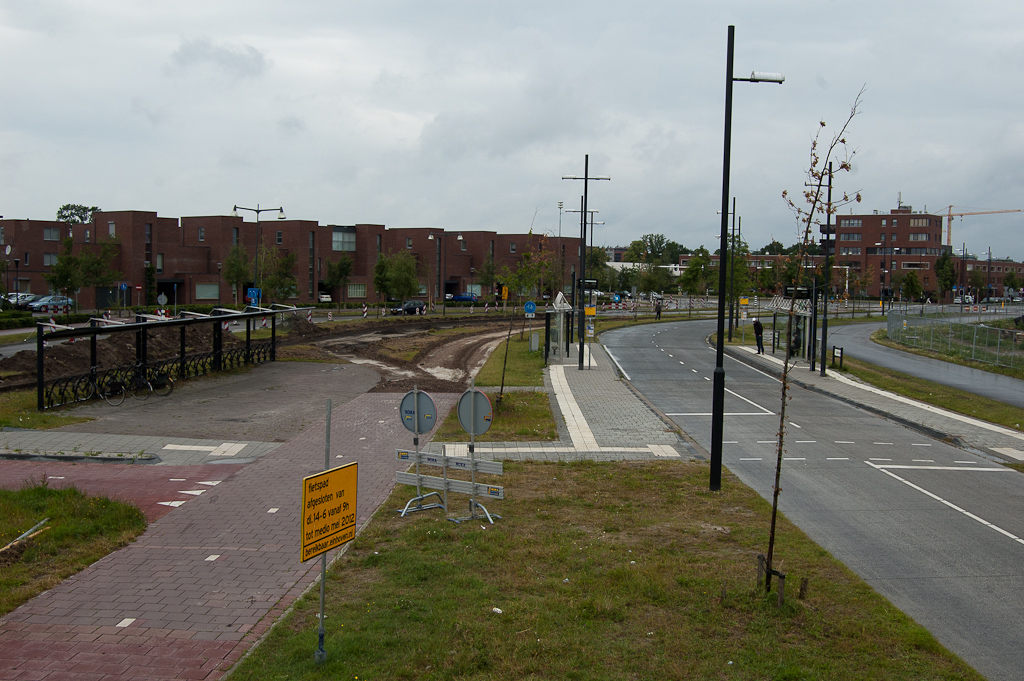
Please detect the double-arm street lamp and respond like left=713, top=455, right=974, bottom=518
left=563, top=155, right=610, bottom=370
left=427, top=232, right=463, bottom=314
left=711, top=25, right=784, bottom=492
left=231, top=204, right=286, bottom=304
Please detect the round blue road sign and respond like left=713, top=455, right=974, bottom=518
left=524, top=301, right=537, bottom=314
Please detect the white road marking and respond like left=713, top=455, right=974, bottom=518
left=873, top=464, right=1009, bottom=472
left=603, top=347, right=631, bottom=380
left=48, top=476, right=64, bottom=480
left=790, top=422, right=802, bottom=428
left=667, top=412, right=774, bottom=417
left=955, top=461, right=978, bottom=464
left=739, top=457, right=762, bottom=461
left=116, top=618, right=136, bottom=628
left=756, top=440, right=775, bottom=444
left=205, top=554, right=220, bottom=561
left=873, top=442, right=894, bottom=445
left=268, top=508, right=279, bottom=513
left=869, top=458, right=892, bottom=461
left=725, top=387, right=774, bottom=414
left=911, top=443, right=933, bottom=447
left=866, top=461, right=1023, bottom=546
left=169, top=478, right=186, bottom=481
left=827, top=457, right=850, bottom=461
left=913, top=459, right=935, bottom=463
left=163, top=442, right=247, bottom=457
left=157, top=500, right=187, bottom=507
left=198, top=481, right=221, bottom=486
left=835, top=441, right=855, bottom=444
left=795, top=440, right=816, bottom=443
left=783, top=457, right=806, bottom=461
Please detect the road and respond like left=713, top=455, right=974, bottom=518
left=827, top=321, right=1024, bottom=409
left=603, top=319, right=1024, bottom=681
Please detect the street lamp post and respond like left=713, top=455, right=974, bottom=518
left=231, top=204, right=286, bottom=305
left=217, top=262, right=222, bottom=305
left=563, top=155, right=610, bottom=371
left=712, top=25, right=784, bottom=492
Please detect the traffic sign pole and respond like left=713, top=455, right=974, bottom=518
left=315, top=400, right=330, bottom=665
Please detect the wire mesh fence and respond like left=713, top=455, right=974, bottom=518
left=887, top=312, right=1024, bottom=369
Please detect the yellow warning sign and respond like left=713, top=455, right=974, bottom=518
left=301, top=462, right=358, bottom=562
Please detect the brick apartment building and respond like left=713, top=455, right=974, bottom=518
left=674, top=204, right=1023, bottom=300
left=0, top=211, right=580, bottom=310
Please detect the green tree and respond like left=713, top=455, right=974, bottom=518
left=56, top=204, right=100, bottom=225
left=1004, top=270, right=1020, bottom=294
left=901, top=270, right=923, bottom=301
left=386, top=250, right=421, bottom=302
left=78, top=239, right=120, bottom=289
left=934, top=251, right=956, bottom=297
left=757, top=262, right=778, bottom=294
left=477, top=255, right=497, bottom=297
left=758, top=240, right=786, bottom=255
left=259, top=244, right=297, bottom=302
left=373, top=254, right=391, bottom=308
left=324, top=254, right=354, bottom=304
left=679, top=247, right=712, bottom=300
left=43, top=238, right=82, bottom=307
left=223, top=245, right=252, bottom=305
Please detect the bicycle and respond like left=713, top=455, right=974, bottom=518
left=150, top=370, right=174, bottom=397
left=127, top=362, right=152, bottom=400
left=78, top=368, right=126, bottom=406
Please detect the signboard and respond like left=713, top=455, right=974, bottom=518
left=740, top=297, right=749, bottom=306
left=120, top=282, right=128, bottom=291
left=585, top=306, right=596, bottom=338
left=457, top=389, right=493, bottom=436
left=135, top=285, right=142, bottom=291
left=301, top=462, right=358, bottom=562
left=501, top=286, right=508, bottom=300
left=524, top=301, right=536, bottom=314
left=247, top=287, right=262, bottom=302
left=400, top=389, right=437, bottom=434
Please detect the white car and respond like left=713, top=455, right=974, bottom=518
left=317, top=293, right=332, bottom=303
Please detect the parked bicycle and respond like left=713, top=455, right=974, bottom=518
left=127, top=362, right=153, bottom=400
left=75, top=368, right=126, bottom=406
left=150, top=370, right=174, bottom=397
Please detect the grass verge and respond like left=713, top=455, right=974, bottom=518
left=433, top=391, right=557, bottom=442
left=231, top=460, right=979, bottom=680
left=0, top=481, right=147, bottom=616
left=838, top=356, right=1024, bottom=433
left=475, top=334, right=545, bottom=388
left=0, top=389, right=93, bottom=429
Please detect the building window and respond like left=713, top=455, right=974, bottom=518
left=839, top=247, right=861, bottom=256
left=910, top=218, right=929, bottom=227
left=348, top=283, right=367, bottom=298
left=881, top=219, right=887, bottom=226
left=892, top=233, right=897, bottom=241
left=376, top=234, right=382, bottom=253
left=233, top=227, right=239, bottom=245
left=840, top=218, right=862, bottom=228
left=195, top=283, right=219, bottom=300
left=198, top=227, right=205, bottom=242
left=145, top=223, right=152, bottom=244
left=156, top=253, right=164, bottom=274
left=909, top=233, right=930, bottom=241
left=510, top=242, right=517, bottom=254
left=460, top=239, right=467, bottom=251
left=43, top=227, right=60, bottom=241
left=901, top=262, right=929, bottom=270
left=840, top=233, right=862, bottom=241
left=406, top=237, right=413, bottom=249
left=84, top=229, right=90, bottom=243
left=276, top=231, right=283, bottom=245
left=108, top=221, right=116, bottom=238
left=23, top=253, right=29, bottom=266
left=332, top=227, right=356, bottom=252
left=43, top=253, right=58, bottom=266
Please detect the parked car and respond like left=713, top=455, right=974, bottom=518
left=27, top=295, right=74, bottom=312
left=390, top=300, right=426, bottom=316
left=953, top=295, right=973, bottom=304
left=317, top=293, right=332, bottom=303
left=449, top=293, right=478, bottom=302
left=12, top=294, right=42, bottom=310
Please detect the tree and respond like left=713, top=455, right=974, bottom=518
left=386, top=250, right=421, bottom=302
left=757, top=262, right=778, bottom=294
left=258, top=244, right=297, bottom=302
left=43, top=238, right=82, bottom=306
left=758, top=240, right=786, bottom=255
left=769, top=87, right=864, bottom=594
left=901, top=270, right=923, bottom=302
left=934, top=251, right=956, bottom=297
left=1004, top=270, right=1020, bottom=294
left=477, top=255, right=497, bottom=297
left=324, top=254, right=353, bottom=304
left=678, top=247, right=712, bottom=308
left=56, top=204, right=100, bottom=225
left=223, top=245, right=252, bottom=305
left=373, top=254, right=390, bottom=308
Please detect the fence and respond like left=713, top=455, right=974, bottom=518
left=887, top=312, right=1024, bottom=370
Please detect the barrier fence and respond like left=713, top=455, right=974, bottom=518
left=887, top=311, right=1024, bottom=370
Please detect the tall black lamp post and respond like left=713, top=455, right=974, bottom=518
left=711, top=25, right=784, bottom=491
left=231, top=204, right=286, bottom=305
left=563, top=155, right=610, bottom=370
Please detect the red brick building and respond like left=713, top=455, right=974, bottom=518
left=0, top=211, right=578, bottom=310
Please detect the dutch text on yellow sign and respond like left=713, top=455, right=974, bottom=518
left=301, top=462, right=358, bottom=562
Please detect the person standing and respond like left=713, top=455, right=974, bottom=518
left=753, top=317, right=765, bottom=354
left=654, top=300, right=662, bottom=320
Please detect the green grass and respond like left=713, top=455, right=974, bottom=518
left=0, top=389, right=93, bottom=429
left=475, top=334, right=546, bottom=387
left=0, top=481, right=147, bottom=616
left=230, top=460, right=980, bottom=680
left=433, top=391, right=557, bottom=442
left=838, top=356, right=1024, bottom=434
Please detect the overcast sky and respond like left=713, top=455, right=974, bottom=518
left=2, top=1, right=1024, bottom=260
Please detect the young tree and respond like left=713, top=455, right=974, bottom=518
left=757, top=261, right=778, bottom=294
left=259, top=244, right=297, bottom=302
left=902, top=270, right=923, bottom=302
left=43, top=238, right=82, bottom=306
left=324, top=254, right=353, bottom=304
left=934, top=251, right=957, bottom=298
left=386, top=250, right=421, bottom=302
left=1003, top=270, right=1020, bottom=294
left=223, top=246, right=252, bottom=305
left=768, top=87, right=864, bottom=594
left=679, top=247, right=712, bottom=315
left=373, top=254, right=391, bottom=312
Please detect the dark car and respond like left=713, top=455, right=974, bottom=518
left=27, top=295, right=74, bottom=312
left=14, top=294, right=44, bottom=311
left=390, top=300, right=427, bottom=316
left=449, top=293, right=478, bottom=302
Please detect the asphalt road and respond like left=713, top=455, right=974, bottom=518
left=604, top=319, right=1024, bottom=681
left=827, top=320, right=1024, bottom=409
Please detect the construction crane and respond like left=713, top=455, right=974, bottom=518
left=941, top=206, right=1024, bottom=246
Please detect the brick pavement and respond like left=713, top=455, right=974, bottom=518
left=0, top=392, right=458, bottom=681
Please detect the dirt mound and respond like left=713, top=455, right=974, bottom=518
left=0, top=324, right=241, bottom=381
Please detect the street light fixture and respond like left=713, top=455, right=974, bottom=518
left=231, top=204, right=286, bottom=305
left=563, top=154, right=611, bottom=370
left=711, top=25, right=784, bottom=492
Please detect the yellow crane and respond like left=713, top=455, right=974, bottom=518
left=942, top=206, right=1024, bottom=246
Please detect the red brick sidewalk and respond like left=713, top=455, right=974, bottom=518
left=0, top=392, right=457, bottom=680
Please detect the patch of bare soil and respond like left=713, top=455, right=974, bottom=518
left=316, top=323, right=509, bottom=393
